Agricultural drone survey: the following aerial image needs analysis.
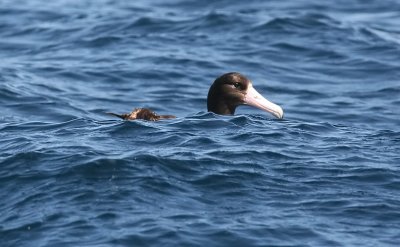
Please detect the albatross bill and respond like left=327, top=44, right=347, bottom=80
left=244, top=84, right=283, bottom=119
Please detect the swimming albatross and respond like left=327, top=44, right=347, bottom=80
left=108, top=72, right=283, bottom=121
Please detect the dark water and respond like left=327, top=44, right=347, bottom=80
left=1, top=0, right=400, bottom=246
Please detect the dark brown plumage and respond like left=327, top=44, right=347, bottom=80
left=107, top=108, right=175, bottom=121
left=207, top=72, right=250, bottom=115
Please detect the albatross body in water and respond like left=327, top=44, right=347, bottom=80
left=108, top=72, right=283, bottom=121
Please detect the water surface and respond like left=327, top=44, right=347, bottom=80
left=1, top=0, right=399, bottom=246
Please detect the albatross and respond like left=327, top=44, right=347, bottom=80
left=108, top=72, right=283, bottom=121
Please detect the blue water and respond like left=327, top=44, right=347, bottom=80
left=1, top=0, right=400, bottom=246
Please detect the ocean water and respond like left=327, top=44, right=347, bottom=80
left=1, top=0, right=400, bottom=246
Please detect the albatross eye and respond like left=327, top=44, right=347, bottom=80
left=233, top=82, right=241, bottom=89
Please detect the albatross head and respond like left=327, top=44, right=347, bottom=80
left=207, top=72, right=283, bottom=119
